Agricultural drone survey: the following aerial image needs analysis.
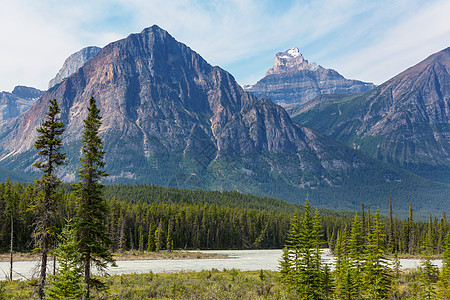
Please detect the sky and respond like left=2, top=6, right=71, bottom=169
left=0, top=0, right=449, bottom=92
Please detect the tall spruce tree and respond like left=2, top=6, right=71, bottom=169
left=279, top=198, right=325, bottom=299
left=438, top=233, right=450, bottom=298
left=363, top=208, right=392, bottom=299
left=32, top=98, right=66, bottom=300
left=73, top=96, right=115, bottom=299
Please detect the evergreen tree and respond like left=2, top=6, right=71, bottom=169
left=279, top=246, right=293, bottom=285
left=155, top=222, right=162, bottom=252
left=138, top=224, right=144, bottom=252
left=32, top=99, right=66, bottom=300
left=166, top=219, right=173, bottom=252
left=348, top=213, right=364, bottom=296
left=279, top=198, right=325, bottom=299
left=147, top=222, right=156, bottom=252
left=334, top=227, right=358, bottom=300
left=438, top=233, right=450, bottom=299
left=363, top=208, right=392, bottom=299
left=2, top=180, right=18, bottom=282
left=46, top=221, right=85, bottom=300
left=73, top=96, right=115, bottom=299
left=419, top=258, right=439, bottom=299
left=419, top=219, right=439, bottom=299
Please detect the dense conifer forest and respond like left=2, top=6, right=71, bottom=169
left=0, top=180, right=448, bottom=255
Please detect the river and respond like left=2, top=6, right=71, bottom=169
left=0, top=249, right=443, bottom=281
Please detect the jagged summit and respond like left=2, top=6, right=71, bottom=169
left=267, top=48, right=320, bottom=75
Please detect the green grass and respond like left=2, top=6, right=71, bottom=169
left=2, top=270, right=293, bottom=300
left=0, top=268, right=444, bottom=299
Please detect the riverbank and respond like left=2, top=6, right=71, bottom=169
left=0, top=250, right=228, bottom=262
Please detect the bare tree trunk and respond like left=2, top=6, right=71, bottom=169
left=84, top=256, right=91, bottom=300
left=9, top=214, right=13, bottom=282
left=53, top=253, right=56, bottom=276
left=38, top=234, right=48, bottom=300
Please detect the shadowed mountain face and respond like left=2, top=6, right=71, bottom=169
left=291, top=47, right=450, bottom=183
left=244, top=47, right=375, bottom=107
left=0, top=26, right=447, bottom=216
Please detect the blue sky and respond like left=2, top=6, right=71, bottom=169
left=1, top=0, right=449, bottom=92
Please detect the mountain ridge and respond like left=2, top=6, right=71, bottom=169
left=0, top=26, right=447, bottom=217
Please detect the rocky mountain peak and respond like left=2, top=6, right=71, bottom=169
left=266, top=48, right=320, bottom=75
left=48, top=46, right=101, bottom=89
left=245, top=48, right=374, bottom=106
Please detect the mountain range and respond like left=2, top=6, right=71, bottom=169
left=0, top=25, right=448, bottom=218
left=289, top=47, right=450, bottom=184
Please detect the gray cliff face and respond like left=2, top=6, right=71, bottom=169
left=0, top=86, right=43, bottom=121
left=11, top=85, right=44, bottom=100
left=48, top=46, right=101, bottom=89
left=245, top=48, right=375, bottom=107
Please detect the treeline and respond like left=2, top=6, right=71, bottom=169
left=1, top=180, right=449, bottom=255
left=328, top=201, right=450, bottom=255
left=0, top=181, right=292, bottom=252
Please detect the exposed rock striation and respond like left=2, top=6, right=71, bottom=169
left=245, top=48, right=375, bottom=107
left=48, top=46, right=101, bottom=89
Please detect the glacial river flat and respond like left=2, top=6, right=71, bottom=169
left=0, top=249, right=442, bottom=281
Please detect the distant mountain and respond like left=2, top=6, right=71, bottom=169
left=0, top=26, right=447, bottom=217
left=11, top=85, right=44, bottom=100
left=0, top=85, right=43, bottom=121
left=291, top=47, right=450, bottom=184
left=244, top=48, right=375, bottom=107
left=48, top=46, right=101, bottom=89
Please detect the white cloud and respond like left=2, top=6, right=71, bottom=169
left=330, top=0, right=450, bottom=84
left=0, top=0, right=448, bottom=91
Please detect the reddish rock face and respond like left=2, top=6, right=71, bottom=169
left=245, top=48, right=375, bottom=107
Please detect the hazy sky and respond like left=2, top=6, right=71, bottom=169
left=1, top=0, right=449, bottom=92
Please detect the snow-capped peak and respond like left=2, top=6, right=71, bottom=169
left=278, top=47, right=304, bottom=60
left=287, top=47, right=301, bottom=57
